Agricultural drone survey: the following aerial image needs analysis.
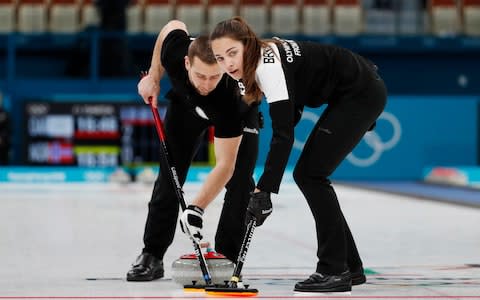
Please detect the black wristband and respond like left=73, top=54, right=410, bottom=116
left=187, top=205, right=204, bottom=215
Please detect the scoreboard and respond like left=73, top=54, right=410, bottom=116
left=24, top=101, right=211, bottom=167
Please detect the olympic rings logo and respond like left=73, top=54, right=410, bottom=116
left=347, top=111, right=401, bottom=167
left=293, top=111, right=401, bottom=167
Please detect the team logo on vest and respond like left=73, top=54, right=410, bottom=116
left=195, top=106, right=209, bottom=120
left=263, top=46, right=275, bottom=64
left=238, top=80, right=246, bottom=96
left=274, top=37, right=301, bottom=63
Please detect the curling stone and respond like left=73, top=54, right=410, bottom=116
left=171, top=248, right=234, bottom=286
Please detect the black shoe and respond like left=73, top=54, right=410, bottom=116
left=351, top=269, right=366, bottom=286
left=294, top=271, right=352, bottom=293
left=126, top=253, right=164, bottom=281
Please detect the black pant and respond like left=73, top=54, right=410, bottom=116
left=142, top=101, right=259, bottom=262
left=293, top=77, right=387, bottom=275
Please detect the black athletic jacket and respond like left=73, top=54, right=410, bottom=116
left=161, top=29, right=246, bottom=138
left=255, top=38, right=380, bottom=193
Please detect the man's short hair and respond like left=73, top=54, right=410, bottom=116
left=188, top=35, right=217, bottom=65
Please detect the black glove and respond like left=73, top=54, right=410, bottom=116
left=245, top=191, right=272, bottom=226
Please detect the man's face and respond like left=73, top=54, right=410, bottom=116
left=185, top=56, right=224, bottom=96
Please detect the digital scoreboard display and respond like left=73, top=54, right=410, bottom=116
left=24, top=101, right=169, bottom=167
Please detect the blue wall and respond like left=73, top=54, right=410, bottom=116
left=257, top=96, right=479, bottom=180
left=1, top=34, right=480, bottom=181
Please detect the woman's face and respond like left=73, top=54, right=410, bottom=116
left=211, top=37, right=244, bottom=81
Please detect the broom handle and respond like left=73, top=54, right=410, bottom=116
left=230, top=218, right=257, bottom=283
left=149, top=99, right=212, bottom=285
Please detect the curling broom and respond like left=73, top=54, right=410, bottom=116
left=148, top=91, right=213, bottom=290
left=205, top=217, right=259, bottom=297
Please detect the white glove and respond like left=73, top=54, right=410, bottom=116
left=179, top=205, right=204, bottom=244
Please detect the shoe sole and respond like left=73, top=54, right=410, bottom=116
left=126, top=270, right=164, bottom=282
left=294, top=291, right=351, bottom=296
left=294, top=284, right=352, bottom=293
left=352, top=275, right=366, bottom=286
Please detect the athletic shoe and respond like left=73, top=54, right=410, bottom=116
left=294, top=271, right=352, bottom=293
left=351, top=268, right=367, bottom=286
left=126, top=253, right=164, bottom=281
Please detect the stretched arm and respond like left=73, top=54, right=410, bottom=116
left=256, top=100, right=295, bottom=193
left=191, top=135, right=243, bottom=209
left=245, top=100, right=293, bottom=227
left=137, top=20, right=188, bottom=108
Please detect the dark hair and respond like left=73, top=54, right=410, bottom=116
left=188, top=35, right=217, bottom=65
left=210, top=16, right=267, bottom=104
